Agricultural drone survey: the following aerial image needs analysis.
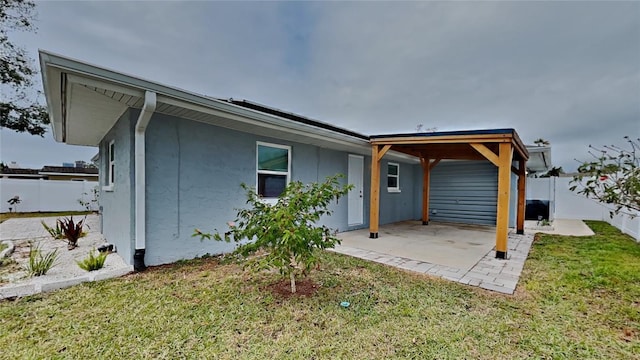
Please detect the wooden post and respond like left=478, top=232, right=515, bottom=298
left=516, top=158, right=526, bottom=234
left=421, top=157, right=430, bottom=225
left=369, top=145, right=380, bottom=238
left=495, top=143, right=513, bottom=259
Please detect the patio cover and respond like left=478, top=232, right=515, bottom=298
left=368, top=129, right=529, bottom=259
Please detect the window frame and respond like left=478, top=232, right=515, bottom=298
left=387, top=162, right=400, bottom=193
left=103, top=140, right=115, bottom=191
left=256, top=141, right=291, bottom=201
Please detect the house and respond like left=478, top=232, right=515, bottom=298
left=0, top=164, right=98, bottom=181
left=40, top=50, right=538, bottom=271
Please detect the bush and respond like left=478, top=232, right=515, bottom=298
left=194, top=174, right=352, bottom=293
left=27, top=243, right=58, bottom=276
left=59, top=216, right=85, bottom=250
left=77, top=250, right=108, bottom=271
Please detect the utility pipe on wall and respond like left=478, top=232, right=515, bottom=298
left=134, top=91, right=157, bottom=271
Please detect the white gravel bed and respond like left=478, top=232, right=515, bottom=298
left=0, top=215, right=132, bottom=298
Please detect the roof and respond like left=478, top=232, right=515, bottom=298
left=525, top=146, right=552, bottom=173
left=1, top=166, right=98, bottom=177
left=225, top=99, right=369, bottom=140
left=370, top=128, right=529, bottom=162
left=41, top=166, right=98, bottom=175
left=0, top=168, right=40, bottom=175
left=39, top=50, right=388, bottom=159
left=370, top=128, right=518, bottom=139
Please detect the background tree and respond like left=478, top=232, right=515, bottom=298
left=533, top=138, right=550, bottom=147
left=1, top=0, right=50, bottom=136
left=539, top=166, right=564, bottom=178
left=570, top=137, right=640, bottom=216
left=194, top=174, right=353, bottom=293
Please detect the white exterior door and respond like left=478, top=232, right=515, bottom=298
left=348, top=155, right=364, bottom=226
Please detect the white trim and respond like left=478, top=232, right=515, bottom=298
left=108, top=140, right=115, bottom=187
left=102, top=185, right=114, bottom=192
left=135, top=91, right=157, bottom=251
left=387, top=162, right=401, bottom=193
left=256, top=141, right=291, bottom=199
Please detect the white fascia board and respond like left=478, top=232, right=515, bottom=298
left=39, top=52, right=64, bottom=142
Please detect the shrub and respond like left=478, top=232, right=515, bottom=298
left=194, top=174, right=352, bottom=293
left=59, top=216, right=85, bottom=250
left=27, top=243, right=58, bottom=276
left=77, top=249, right=108, bottom=271
left=41, top=220, right=65, bottom=240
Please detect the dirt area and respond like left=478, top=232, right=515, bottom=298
left=266, top=278, right=320, bottom=298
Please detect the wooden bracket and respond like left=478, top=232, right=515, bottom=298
left=470, top=143, right=499, bottom=167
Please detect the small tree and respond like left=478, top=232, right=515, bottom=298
left=570, top=137, right=639, bottom=217
left=7, top=195, right=21, bottom=212
left=194, top=174, right=353, bottom=293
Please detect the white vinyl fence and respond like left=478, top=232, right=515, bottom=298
left=0, top=179, right=99, bottom=213
left=527, top=177, right=640, bottom=241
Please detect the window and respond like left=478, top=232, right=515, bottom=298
left=387, top=162, right=400, bottom=192
left=257, top=142, right=290, bottom=198
left=105, top=140, right=115, bottom=190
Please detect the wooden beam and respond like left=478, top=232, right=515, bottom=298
left=516, top=158, right=526, bottom=235
left=511, top=166, right=519, bottom=175
left=369, top=145, right=380, bottom=238
left=371, top=133, right=513, bottom=145
left=470, top=143, right=500, bottom=167
left=429, top=158, right=441, bottom=170
left=422, top=157, right=431, bottom=225
left=495, top=142, right=513, bottom=259
left=377, top=144, right=392, bottom=161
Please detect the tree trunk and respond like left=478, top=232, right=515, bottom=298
left=289, top=271, right=296, bottom=293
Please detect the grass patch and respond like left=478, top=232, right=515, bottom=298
left=0, top=242, right=6, bottom=253
left=0, top=221, right=638, bottom=358
left=0, top=211, right=94, bottom=224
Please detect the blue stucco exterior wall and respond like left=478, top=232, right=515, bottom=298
left=378, top=160, right=421, bottom=224
left=140, top=114, right=419, bottom=266
left=99, top=109, right=135, bottom=264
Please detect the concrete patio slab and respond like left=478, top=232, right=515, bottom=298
left=526, top=218, right=594, bottom=236
left=337, top=221, right=496, bottom=271
left=333, top=221, right=537, bottom=294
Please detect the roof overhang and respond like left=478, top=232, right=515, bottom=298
left=39, top=50, right=416, bottom=162
left=525, top=146, right=552, bottom=173
left=370, top=129, right=529, bottom=163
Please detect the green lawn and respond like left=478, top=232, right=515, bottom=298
left=0, top=211, right=94, bottom=224
left=0, top=221, right=638, bottom=359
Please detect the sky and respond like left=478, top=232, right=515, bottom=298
left=1, top=1, right=638, bottom=171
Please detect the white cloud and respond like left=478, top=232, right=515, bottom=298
left=1, top=1, right=638, bottom=171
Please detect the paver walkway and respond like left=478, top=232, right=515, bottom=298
left=331, top=231, right=535, bottom=294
